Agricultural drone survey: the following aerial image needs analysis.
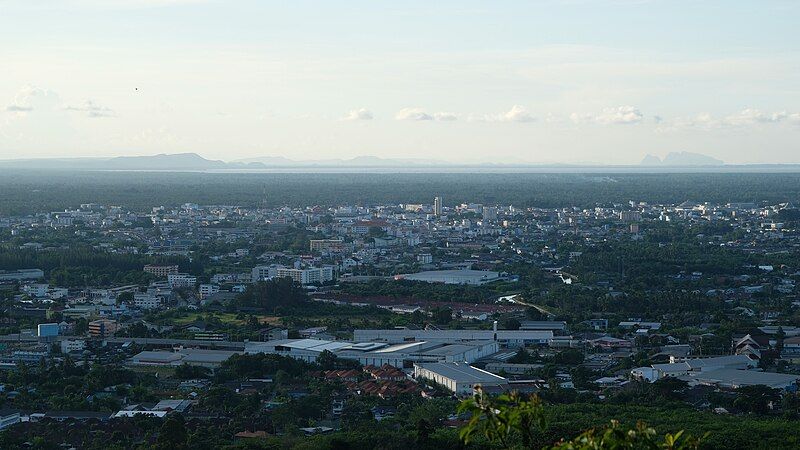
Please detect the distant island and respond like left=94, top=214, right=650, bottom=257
left=640, top=151, right=724, bottom=166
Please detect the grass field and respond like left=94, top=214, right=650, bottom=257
left=171, top=312, right=282, bottom=326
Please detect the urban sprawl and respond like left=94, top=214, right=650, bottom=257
left=1, top=196, right=800, bottom=447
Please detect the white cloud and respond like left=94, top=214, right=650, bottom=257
left=341, top=108, right=373, bottom=121
left=657, top=108, right=798, bottom=132
left=572, top=105, right=643, bottom=125
left=5, top=86, right=60, bottom=116
left=478, top=105, right=535, bottom=123
left=723, top=108, right=787, bottom=126
left=501, top=105, right=535, bottom=122
left=395, top=107, right=434, bottom=121
left=395, top=108, right=458, bottom=121
left=433, top=112, right=458, bottom=121
left=65, top=100, right=115, bottom=118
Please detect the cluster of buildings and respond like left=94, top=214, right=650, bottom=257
left=2, top=197, right=800, bottom=411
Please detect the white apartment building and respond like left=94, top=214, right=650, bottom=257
left=199, top=284, right=220, bottom=299
left=134, top=293, right=162, bottom=310
left=143, top=264, right=180, bottom=277
left=276, top=266, right=334, bottom=285
left=22, top=283, right=49, bottom=298
left=252, top=265, right=280, bottom=282
left=416, top=253, right=433, bottom=264
left=167, top=273, right=197, bottom=288
left=60, top=339, right=87, bottom=354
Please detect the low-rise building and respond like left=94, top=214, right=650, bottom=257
left=414, top=362, right=508, bottom=395
left=0, top=269, right=44, bottom=282
left=199, top=284, right=220, bottom=299
left=144, top=265, right=180, bottom=277
left=168, top=273, right=197, bottom=288
left=354, top=328, right=553, bottom=348
left=0, top=410, right=21, bottom=430
left=61, top=339, right=87, bottom=354
left=275, top=266, right=334, bottom=285
left=130, top=349, right=242, bottom=368
left=394, top=269, right=507, bottom=285
left=88, top=319, right=119, bottom=338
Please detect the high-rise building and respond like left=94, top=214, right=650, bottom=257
left=434, top=196, right=443, bottom=216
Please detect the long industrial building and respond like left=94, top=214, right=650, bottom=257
left=393, top=269, right=505, bottom=285
left=245, top=338, right=499, bottom=368
left=353, top=328, right=553, bottom=348
left=414, top=362, right=509, bottom=395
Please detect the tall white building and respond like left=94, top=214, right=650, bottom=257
left=434, top=196, right=443, bottom=216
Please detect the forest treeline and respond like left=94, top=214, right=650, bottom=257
left=2, top=170, right=800, bottom=215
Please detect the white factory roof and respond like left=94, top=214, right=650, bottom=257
left=683, top=355, right=754, bottom=370
left=130, top=349, right=240, bottom=365
left=415, top=362, right=508, bottom=384
left=371, top=341, right=431, bottom=353
left=179, top=349, right=242, bottom=364
left=685, top=369, right=800, bottom=389
left=132, top=351, right=183, bottom=364
left=354, top=329, right=553, bottom=341
left=396, top=269, right=501, bottom=284
left=246, top=338, right=355, bottom=354
left=114, top=410, right=168, bottom=418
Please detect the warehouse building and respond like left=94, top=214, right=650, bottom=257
left=353, top=328, right=553, bottom=348
left=245, top=338, right=499, bottom=368
left=129, top=348, right=242, bottom=368
left=684, top=369, right=800, bottom=391
left=414, top=362, right=508, bottom=395
left=393, top=269, right=507, bottom=285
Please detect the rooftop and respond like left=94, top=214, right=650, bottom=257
left=415, top=362, right=508, bottom=384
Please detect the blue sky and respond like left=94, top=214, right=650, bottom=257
left=1, top=0, right=799, bottom=164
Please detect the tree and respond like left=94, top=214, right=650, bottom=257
left=116, top=291, right=134, bottom=305
left=503, top=317, right=522, bottom=330
left=552, top=421, right=704, bottom=450
left=317, top=350, right=337, bottom=371
left=554, top=349, right=584, bottom=365
left=459, top=387, right=545, bottom=449
left=734, top=385, right=782, bottom=415
left=155, top=416, right=188, bottom=450
left=459, top=386, right=704, bottom=450
left=174, top=363, right=211, bottom=380
left=526, top=307, right=546, bottom=321
left=340, top=400, right=375, bottom=431
left=431, top=307, right=453, bottom=325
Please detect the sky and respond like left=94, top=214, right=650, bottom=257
left=1, top=0, right=799, bottom=165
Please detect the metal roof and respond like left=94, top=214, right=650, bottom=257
left=415, top=362, right=508, bottom=384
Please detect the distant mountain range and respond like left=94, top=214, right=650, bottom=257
left=0, top=153, right=455, bottom=170
left=0, top=153, right=264, bottom=170
left=640, top=151, right=724, bottom=166
left=0, top=151, right=788, bottom=171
